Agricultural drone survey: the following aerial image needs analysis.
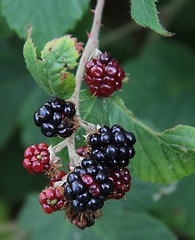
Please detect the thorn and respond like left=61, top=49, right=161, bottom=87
left=86, top=31, right=92, bottom=38
left=96, top=19, right=100, bottom=26
left=91, top=9, right=95, bottom=14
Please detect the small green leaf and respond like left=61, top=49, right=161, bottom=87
left=79, top=90, right=195, bottom=184
left=23, top=33, right=79, bottom=98
left=1, top=0, right=89, bottom=49
left=130, top=0, right=173, bottom=36
left=23, top=33, right=49, bottom=94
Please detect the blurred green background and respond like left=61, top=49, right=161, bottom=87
left=0, top=0, right=195, bottom=239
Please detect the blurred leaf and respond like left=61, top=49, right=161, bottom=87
left=18, top=194, right=176, bottom=240
left=0, top=77, right=30, bottom=148
left=169, top=0, right=195, bottom=49
left=0, top=3, right=11, bottom=38
left=1, top=0, right=89, bottom=49
left=79, top=90, right=195, bottom=183
left=122, top=177, right=161, bottom=212
left=0, top=39, right=33, bottom=148
left=154, top=173, right=195, bottom=239
left=0, top=199, right=9, bottom=222
left=17, top=85, right=49, bottom=147
left=120, top=38, right=195, bottom=130
left=0, top=136, right=47, bottom=202
left=130, top=0, right=173, bottom=36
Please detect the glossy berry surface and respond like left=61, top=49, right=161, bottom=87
left=85, top=52, right=125, bottom=97
left=64, top=158, right=113, bottom=212
left=87, top=125, right=136, bottom=167
left=34, top=97, right=77, bottom=138
left=76, top=146, right=89, bottom=158
left=107, top=167, right=131, bottom=199
left=49, top=171, right=67, bottom=186
left=39, top=187, right=65, bottom=214
left=23, top=143, right=50, bottom=174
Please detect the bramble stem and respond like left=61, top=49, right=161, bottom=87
left=53, top=139, right=67, bottom=153
left=71, top=0, right=105, bottom=109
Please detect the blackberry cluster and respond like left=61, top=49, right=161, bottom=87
left=85, top=52, right=125, bottom=97
left=88, top=124, right=136, bottom=167
left=34, top=97, right=77, bottom=138
left=23, top=143, right=50, bottom=174
left=64, top=158, right=113, bottom=212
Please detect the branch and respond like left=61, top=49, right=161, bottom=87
left=71, top=0, right=105, bottom=109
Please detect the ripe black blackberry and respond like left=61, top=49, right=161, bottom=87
left=34, top=97, right=78, bottom=138
left=64, top=158, right=113, bottom=213
left=87, top=124, right=136, bottom=167
left=85, top=52, right=126, bottom=97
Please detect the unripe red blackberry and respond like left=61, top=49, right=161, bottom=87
left=85, top=52, right=126, bottom=97
left=64, top=158, right=113, bottom=213
left=87, top=124, right=136, bottom=168
left=39, top=186, right=65, bottom=214
left=107, top=167, right=131, bottom=199
left=34, top=97, right=78, bottom=138
left=23, top=143, right=50, bottom=174
left=49, top=170, right=67, bottom=186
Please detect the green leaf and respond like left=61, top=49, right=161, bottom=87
left=123, top=178, right=161, bottom=212
left=0, top=3, right=11, bottom=38
left=23, top=33, right=78, bottom=98
left=79, top=90, right=195, bottom=183
left=17, top=86, right=49, bottom=147
left=120, top=39, right=195, bottom=131
left=130, top=0, right=173, bottom=36
left=0, top=39, right=33, bottom=148
left=154, top=174, right=195, bottom=239
left=1, top=0, right=89, bottom=49
left=23, top=34, right=49, bottom=94
left=18, top=194, right=176, bottom=240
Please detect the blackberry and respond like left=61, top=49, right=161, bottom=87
left=87, top=124, right=136, bottom=167
left=85, top=52, right=126, bottom=97
left=64, top=158, right=113, bottom=213
left=34, top=97, right=78, bottom=138
left=23, top=143, right=50, bottom=174
left=39, top=186, right=65, bottom=214
left=107, top=167, right=131, bottom=199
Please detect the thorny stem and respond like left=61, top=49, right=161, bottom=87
left=71, top=0, right=105, bottom=109
left=53, top=0, right=105, bottom=166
